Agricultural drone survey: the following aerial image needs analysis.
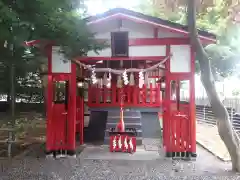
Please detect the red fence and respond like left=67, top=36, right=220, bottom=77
left=169, top=111, right=190, bottom=153
left=88, top=83, right=161, bottom=108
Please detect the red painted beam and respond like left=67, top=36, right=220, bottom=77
left=96, top=37, right=190, bottom=46
left=129, top=38, right=190, bottom=46
left=25, top=37, right=191, bottom=49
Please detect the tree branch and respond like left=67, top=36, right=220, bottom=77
left=187, top=2, right=240, bottom=170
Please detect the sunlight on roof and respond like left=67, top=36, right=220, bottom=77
left=85, top=0, right=139, bottom=15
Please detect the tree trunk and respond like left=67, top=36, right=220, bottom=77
left=39, top=62, right=48, bottom=116
left=10, top=63, right=16, bottom=144
left=187, top=0, right=240, bottom=171
left=40, top=74, right=48, bottom=116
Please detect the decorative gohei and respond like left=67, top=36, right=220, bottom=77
left=122, top=69, right=129, bottom=85
left=129, top=72, right=135, bottom=86
left=107, top=71, right=111, bottom=88
left=139, top=71, right=144, bottom=88
left=109, top=91, right=137, bottom=154
left=109, top=132, right=137, bottom=153
left=91, top=67, right=97, bottom=84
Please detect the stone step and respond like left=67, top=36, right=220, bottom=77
left=108, top=110, right=141, bottom=117
left=107, top=117, right=142, bottom=123
left=104, top=129, right=143, bottom=137
left=104, top=110, right=143, bottom=146
left=105, top=123, right=142, bottom=130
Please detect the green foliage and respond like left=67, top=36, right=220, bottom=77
left=136, top=0, right=240, bottom=78
left=232, top=88, right=240, bottom=96
left=0, top=0, right=104, bottom=102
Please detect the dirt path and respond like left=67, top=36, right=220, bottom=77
left=0, top=143, right=237, bottom=180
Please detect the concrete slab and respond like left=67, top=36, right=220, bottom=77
left=80, top=145, right=160, bottom=161
left=196, top=122, right=230, bottom=161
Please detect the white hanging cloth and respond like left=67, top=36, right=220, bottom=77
left=139, top=71, right=144, bottom=88
left=103, top=72, right=108, bottom=86
left=129, top=72, right=135, bottom=86
left=144, top=72, right=149, bottom=86
left=122, top=70, right=129, bottom=85
left=106, top=72, right=111, bottom=88
left=117, top=75, right=122, bottom=88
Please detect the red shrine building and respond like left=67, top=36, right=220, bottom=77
left=29, top=8, right=216, bottom=157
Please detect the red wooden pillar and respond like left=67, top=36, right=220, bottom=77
left=103, top=86, right=107, bottom=103
left=176, top=80, right=180, bottom=110
left=150, top=83, right=153, bottom=105
left=80, top=96, right=84, bottom=145
left=133, top=86, right=138, bottom=105
left=67, top=63, right=77, bottom=153
left=88, top=84, right=92, bottom=105
left=156, top=84, right=160, bottom=105
left=46, top=45, right=54, bottom=152
left=112, top=84, right=116, bottom=105
left=189, top=47, right=196, bottom=155
left=76, top=94, right=84, bottom=145
left=163, top=45, right=171, bottom=152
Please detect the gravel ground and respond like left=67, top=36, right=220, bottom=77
left=0, top=143, right=239, bottom=180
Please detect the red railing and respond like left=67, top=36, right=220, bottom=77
left=88, top=83, right=161, bottom=107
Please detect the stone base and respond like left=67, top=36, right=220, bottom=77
left=45, top=150, right=76, bottom=159
left=191, top=152, right=197, bottom=158
left=165, top=151, right=197, bottom=160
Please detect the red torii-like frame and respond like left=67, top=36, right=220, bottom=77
left=24, top=7, right=216, bottom=158
left=25, top=36, right=200, bottom=158
left=25, top=40, right=82, bottom=157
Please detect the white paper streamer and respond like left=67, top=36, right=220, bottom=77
left=91, top=67, right=97, bottom=84
left=139, top=71, right=144, bottom=88
left=103, top=72, right=108, bottom=86
left=122, top=69, right=129, bottom=85
left=144, top=72, right=149, bottom=86
left=106, top=71, right=111, bottom=88
left=117, top=75, right=122, bottom=88
left=129, top=72, right=135, bottom=86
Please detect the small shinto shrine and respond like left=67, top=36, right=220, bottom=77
left=26, top=8, right=216, bottom=158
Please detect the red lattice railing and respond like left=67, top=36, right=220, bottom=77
left=88, top=83, right=161, bottom=108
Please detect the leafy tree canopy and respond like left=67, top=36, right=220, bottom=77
left=0, top=0, right=103, bottom=102
left=136, top=0, right=240, bottom=78
left=0, top=0, right=102, bottom=59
